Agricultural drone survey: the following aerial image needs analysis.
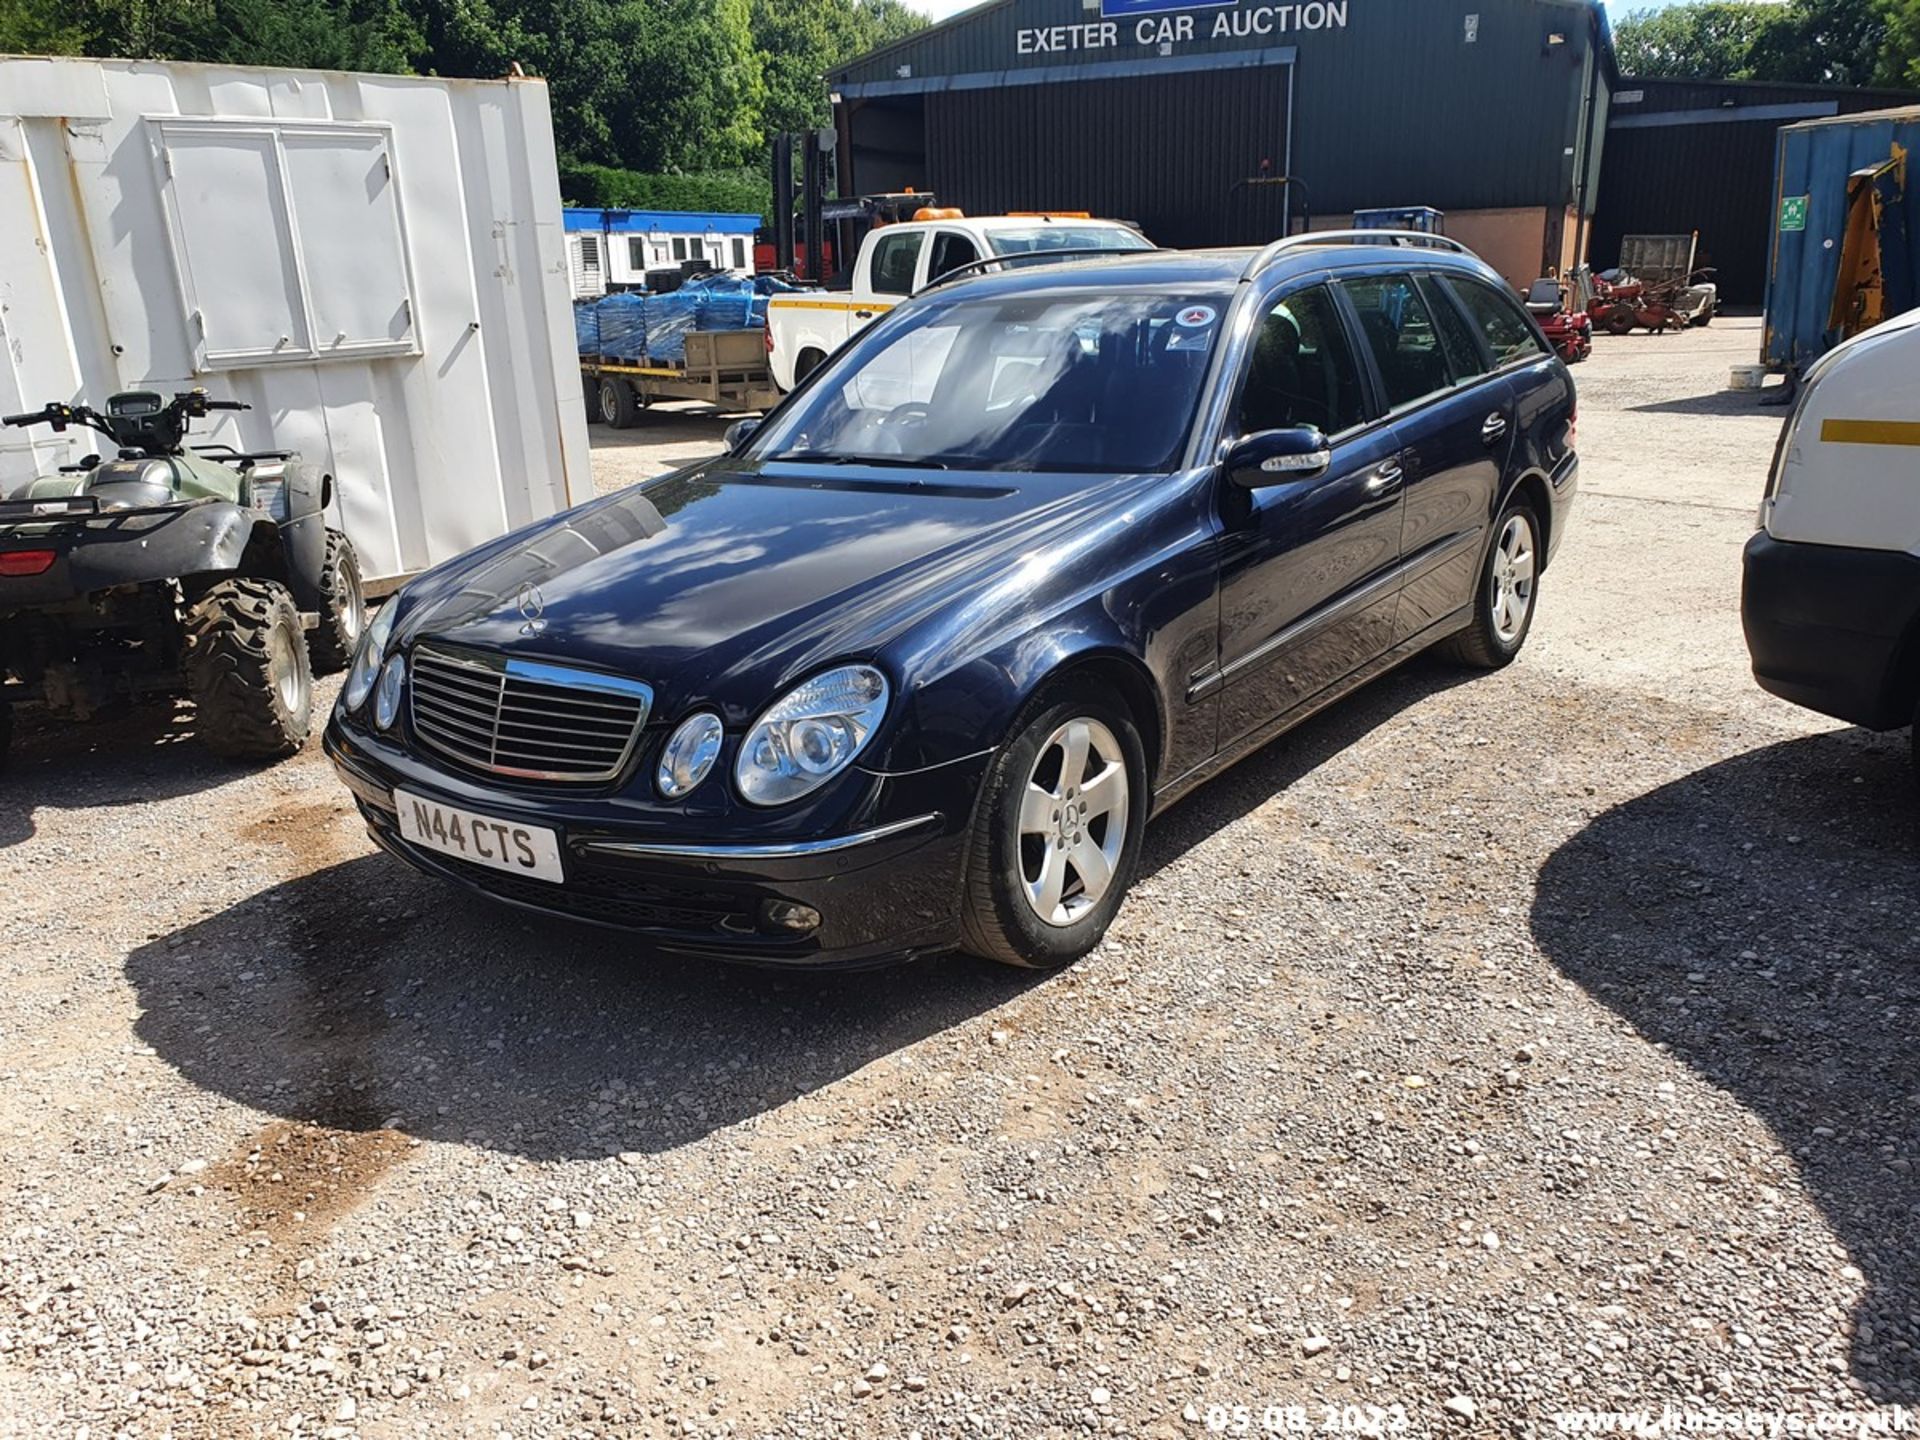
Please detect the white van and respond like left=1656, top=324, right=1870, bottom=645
left=1742, top=306, right=1920, bottom=754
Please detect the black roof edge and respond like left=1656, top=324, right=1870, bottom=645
left=1617, top=72, right=1920, bottom=98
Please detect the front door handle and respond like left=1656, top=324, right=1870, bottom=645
left=1481, top=412, right=1510, bottom=444
left=1365, top=462, right=1404, bottom=493
left=854, top=309, right=876, bottom=320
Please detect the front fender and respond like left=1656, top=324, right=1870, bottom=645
left=278, top=461, right=331, bottom=610
left=866, top=474, right=1221, bottom=784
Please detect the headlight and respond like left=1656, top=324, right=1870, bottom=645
left=342, top=601, right=396, bottom=713
left=734, top=665, right=889, bottom=806
left=373, top=653, right=407, bottom=731
left=657, top=711, right=724, bottom=798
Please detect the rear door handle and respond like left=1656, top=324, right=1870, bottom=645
left=854, top=309, right=876, bottom=320
left=1365, top=462, right=1404, bottom=493
left=1481, top=412, right=1509, bottom=443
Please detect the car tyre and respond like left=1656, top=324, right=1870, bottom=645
left=306, top=529, right=366, bottom=676
left=959, top=684, right=1147, bottom=970
left=598, top=377, right=641, bottom=429
left=186, top=578, right=313, bottom=761
left=1437, top=502, right=1540, bottom=670
left=794, top=349, right=828, bottom=386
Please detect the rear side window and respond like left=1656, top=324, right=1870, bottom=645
left=928, top=231, right=981, bottom=283
left=1340, top=274, right=1453, bottom=411
left=1417, top=274, right=1489, bottom=383
left=869, top=230, right=926, bottom=295
left=1449, top=276, right=1550, bottom=366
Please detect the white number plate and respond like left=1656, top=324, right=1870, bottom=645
left=394, top=789, right=565, bottom=884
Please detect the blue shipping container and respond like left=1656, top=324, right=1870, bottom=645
left=1765, top=106, right=1919, bottom=371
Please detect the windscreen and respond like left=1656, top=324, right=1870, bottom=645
left=987, top=226, right=1154, bottom=256
left=753, top=292, right=1225, bottom=475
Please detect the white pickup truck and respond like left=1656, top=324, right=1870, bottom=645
left=765, top=214, right=1153, bottom=392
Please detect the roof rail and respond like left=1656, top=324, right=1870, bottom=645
left=1241, top=229, right=1471, bottom=280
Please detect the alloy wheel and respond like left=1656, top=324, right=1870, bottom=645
left=1490, top=512, right=1537, bottom=644
left=1017, top=717, right=1130, bottom=927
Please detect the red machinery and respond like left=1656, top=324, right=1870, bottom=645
left=1586, top=267, right=1715, bottom=335
left=1524, top=278, right=1592, bottom=363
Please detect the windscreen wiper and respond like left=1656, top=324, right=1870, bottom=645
left=767, top=454, right=951, bottom=471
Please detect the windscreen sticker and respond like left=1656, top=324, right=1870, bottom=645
left=1167, top=304, right=1218, bottom=351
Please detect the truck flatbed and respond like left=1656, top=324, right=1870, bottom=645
left=583, top=329, right=781, bottom=426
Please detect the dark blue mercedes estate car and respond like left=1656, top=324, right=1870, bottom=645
left=325, top=233, right=1576, bottom=970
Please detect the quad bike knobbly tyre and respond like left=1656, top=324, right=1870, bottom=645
left=307, top=529, right=366, bottom=676
left=185, top=578, right=313, bottom=760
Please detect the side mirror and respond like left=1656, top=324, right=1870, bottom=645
left=1223, top=426, right=1331, bottom=487
left=723, top=417, right=761, bottom=455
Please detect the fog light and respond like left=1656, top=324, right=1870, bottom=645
left=373, top=653, right=407, bottom=730
left=761, top=900, right=821, bottom=934
left=657, top=711, right=725, bottom=798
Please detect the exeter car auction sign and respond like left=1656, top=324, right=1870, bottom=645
left=1017, top=0, right=1348, bottom=53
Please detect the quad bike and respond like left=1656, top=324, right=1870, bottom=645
left=0, top=390, right=365, bottom=767
left=1523, top=277, right=1592, bottom=363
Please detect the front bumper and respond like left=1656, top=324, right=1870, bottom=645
left=1741, top=531, right=1920, bottom=730
left=324, top=722, right=983, bottom=968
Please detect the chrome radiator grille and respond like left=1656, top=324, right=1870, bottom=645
left=408, top=644, right=653, bottom=783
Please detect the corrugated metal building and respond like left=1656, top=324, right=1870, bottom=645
left=827, top=0, right=1615, bottom=286
left=1591, top=77, right=1920, bottom=305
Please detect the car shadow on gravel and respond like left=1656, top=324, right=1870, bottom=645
left=120, top=652, right=1479, bottom=1165
left=1627, top=391, right=1781, bottom=419
left=1531, top=728, right=1920, bottom=1399
left=1, top=702, right=247, bottom=848
left=1139, top=654, right=1480, bottom=876
left=123, top=842, right=1044, bottom=1162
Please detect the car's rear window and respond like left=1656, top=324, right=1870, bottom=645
left=754, top=291, right=1225, bottom=475
left=987, top=226, right=1154, bottom=256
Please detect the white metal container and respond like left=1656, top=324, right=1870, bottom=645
left=0, top=54, right=592, bottom=587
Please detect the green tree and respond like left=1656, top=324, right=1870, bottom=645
left=1613, top=0, right=1917, bottom=85
left=1885, top=0, right=1920, bottom=83
left=751, top=0, right=924, bottom=137
left=1612, top=1, right=1786, bottom=78
left=0, top=0, right=917, bottom=180
left=1745, top=0, right=1890, bottom=83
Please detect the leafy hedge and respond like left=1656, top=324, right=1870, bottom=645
left=559, top=163, right=773, bottom=224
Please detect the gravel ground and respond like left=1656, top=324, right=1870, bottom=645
left=4, top=316, right=1916, bottom=1440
